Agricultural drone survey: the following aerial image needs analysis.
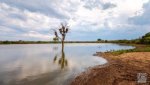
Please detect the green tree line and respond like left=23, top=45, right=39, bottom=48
left=97, top=32, right=150, bottom=44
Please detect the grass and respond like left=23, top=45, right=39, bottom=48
left=110, top=44, right=150, bottom=55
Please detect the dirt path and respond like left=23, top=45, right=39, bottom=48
left=71, top=52, right=150, bottom=85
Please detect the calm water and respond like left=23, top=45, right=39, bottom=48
left=0, top=43, right=133, bottom=85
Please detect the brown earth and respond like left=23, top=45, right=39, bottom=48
left=71, top=52, right=150, bottom=85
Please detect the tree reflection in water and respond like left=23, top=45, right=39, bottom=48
left=53, top=46, right=68, bottom=69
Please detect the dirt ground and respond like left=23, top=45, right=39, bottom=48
left=71, top=52, right=150, bottom=85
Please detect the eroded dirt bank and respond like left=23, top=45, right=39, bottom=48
left=71, top=52, right=150, bottom=85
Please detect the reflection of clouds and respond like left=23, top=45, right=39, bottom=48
left=1, top=53, right=59, bottom=80
left=0, top=43, right=133, bottom=85
left=65, top=43, right=106, bottom=47
left=66, top=55, right=107, bottom=71
left=52, top=46, right=59, bottom=51
left=0, top=44, right=62, bottom=81
left=18, top=58, right=52, bottom=79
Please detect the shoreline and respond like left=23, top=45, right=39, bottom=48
left=71, top=52, right=150, bottom=85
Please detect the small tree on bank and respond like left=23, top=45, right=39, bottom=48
left=53, top=37, right=59, bottom=43
left=97, top=39, right=102, bottom=41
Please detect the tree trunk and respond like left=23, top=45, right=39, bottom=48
left=61, top=36, right=65, bottom=52
left=61, top=40, right=64, bottom=52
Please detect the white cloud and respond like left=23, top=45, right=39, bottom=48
left=0, top=3, right=61, bottom=40
left=0, top=3, right=61, bottom=30
left=22, top=31, right=53, bottom=40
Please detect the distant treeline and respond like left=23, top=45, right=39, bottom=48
left=0, top=40, right=105, bottom=44
left=97, top=32, right=150, bottom=44
left=0, top=41, right=51, bottom=44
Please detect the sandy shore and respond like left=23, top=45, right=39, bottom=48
left=71, top=52, right=150, bottom=85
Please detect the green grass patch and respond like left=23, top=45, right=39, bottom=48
left=110, top=44, right=150, bottom=55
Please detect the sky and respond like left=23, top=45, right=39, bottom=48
left=0, top=0, right=150, bottom=41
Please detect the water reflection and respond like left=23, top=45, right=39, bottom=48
left=0, top=43, right=134, bottom=85
left=53, top=46, right=68, bottom=69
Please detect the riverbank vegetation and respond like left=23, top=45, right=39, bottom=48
left=109, top=44, right=150, bottom=55
left=98, top=32, right=150, bottom=44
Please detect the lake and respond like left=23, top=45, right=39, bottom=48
left=0, top=43, right=134, bottom=85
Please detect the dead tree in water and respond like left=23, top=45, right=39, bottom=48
left=52, top=23, right=69, bottom=69
left=53, top=23, right=69, bottom=51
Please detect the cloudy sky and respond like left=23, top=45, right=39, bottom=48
left=0, top=0, right=150, bottom=41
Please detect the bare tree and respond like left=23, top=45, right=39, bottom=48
left=53, top=23, right=69, bottom=51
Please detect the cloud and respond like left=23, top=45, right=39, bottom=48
left=128, top=0, right=150, bottom=25
left=0, top=3, right=60, bottom=40
left=82, top=0, right=116, bottom=10
left=0, top=0, right=70, bottom=19
left=0, top=0, right=150, bottom=41
left=102, top=3, right=116, bottom=10
left=22, top=31, right=52, bottom=40
left=0, top=3, right=61, bottom=30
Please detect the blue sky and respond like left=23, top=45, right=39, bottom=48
left=0, top=0, right=150, bottom=41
